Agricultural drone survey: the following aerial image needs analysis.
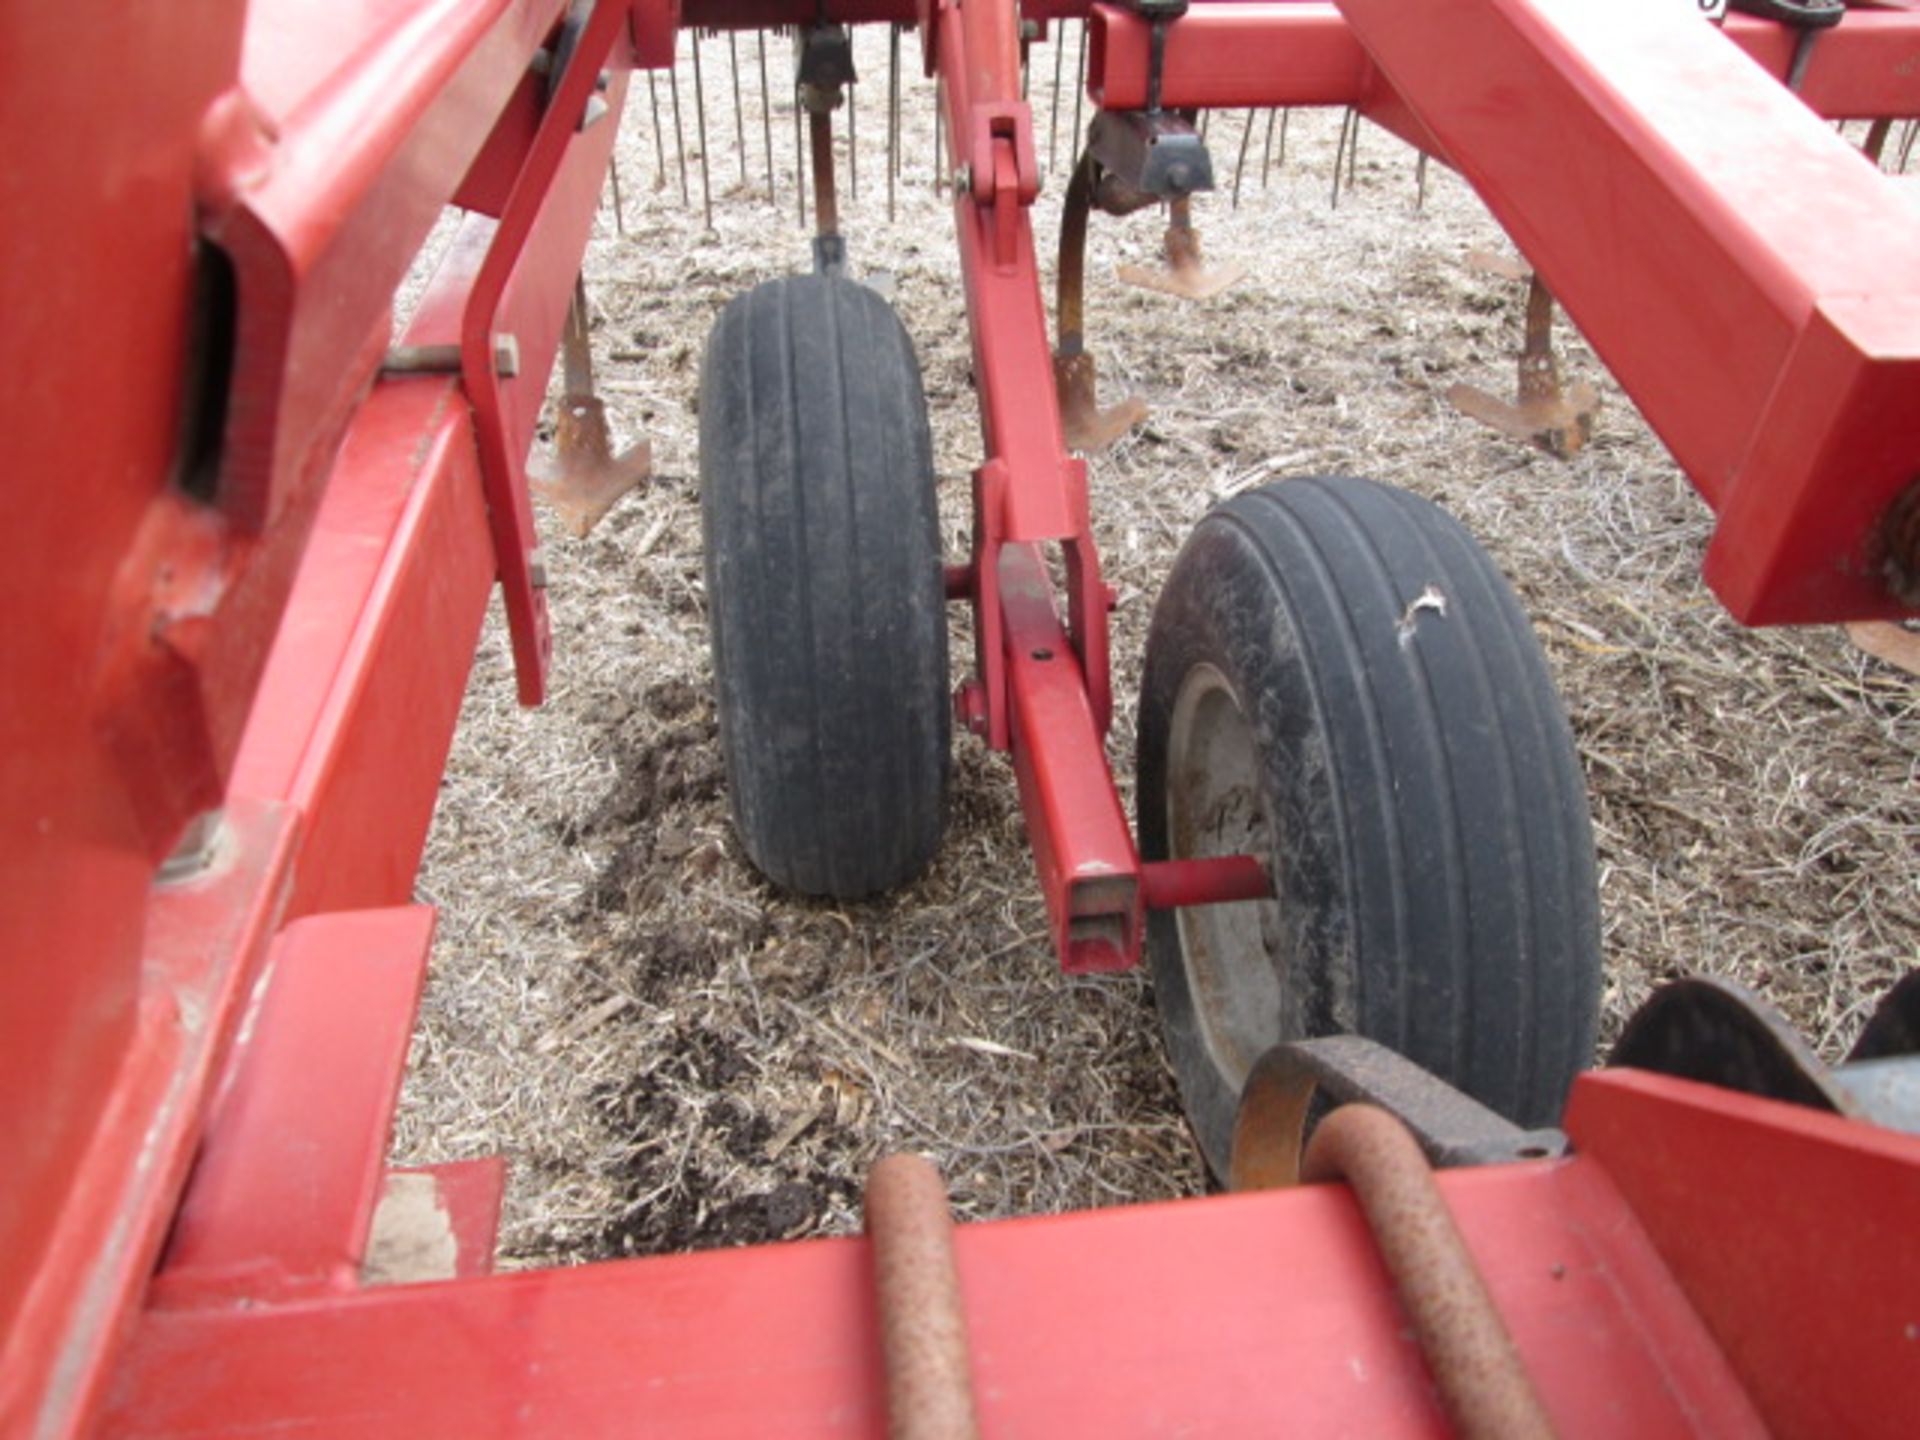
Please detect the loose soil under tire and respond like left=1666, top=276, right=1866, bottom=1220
left=388, top=31, right=1920, bottom=1268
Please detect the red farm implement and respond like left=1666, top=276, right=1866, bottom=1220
left=3, top=0, right=1919, bottom=1435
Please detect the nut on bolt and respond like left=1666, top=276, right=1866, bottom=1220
left=951, top=164, right=973, bottom=198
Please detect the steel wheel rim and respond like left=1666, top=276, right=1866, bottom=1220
left=1165, top=662, right=1289, bottom=1090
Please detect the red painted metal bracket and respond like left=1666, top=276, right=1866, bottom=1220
left=150, top=907, right=437, bottom=1308
left=1567, top=1069, right=1920, bottom=1437
left=462, top=0, right=636, bottom=706
left=100, top=1102, right=1801, bottom=1437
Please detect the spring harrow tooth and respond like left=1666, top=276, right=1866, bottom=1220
left=691, top=30, right=715, bottom=232
left=1331, top=106, right=1355, bottom=208
left=888, top=23, right=900, bottom=221
left=608, top=154, right=626, bottom=238
left=757, top=33, right=775, bottom=208
left=794, top=81, right=807, bottom=226
left=848, top=73, right=858, bottom=203
left=1231, top=110, right=1253, bottom=210
left=1263, top=108, right=1289, bottom=189
left=729, top=33, right=747, bottom=189
left=1071, top=21, right=1087, bottom=172
left=1446, top=269, right=1600, bottom=459
left=1416, top=150, right=1431, bottom=211
left=1048, top=23, right=1066, bottom=175
left=647, top=69, right=668, bottom=193
left=668, top=50, right=691, bottom=208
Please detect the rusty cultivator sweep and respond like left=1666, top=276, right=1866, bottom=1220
left=5, top=0, right=1920, bottom=1435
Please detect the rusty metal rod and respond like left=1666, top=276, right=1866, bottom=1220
left=668, top=57, right=691, bottom=207
left=865, top=1155, right=980, bottom=1440
left=1231, top=108, right=1253, bottom=210
left=647, top=69, right=668, bottom=193
left=794, top=82, right=807, bottom=226
left=1048, top=22, right=1065, bottom=174
left=1302, top=1106, right=1558, bottom=1440
left=1071, top=21, right=1087, bottom=157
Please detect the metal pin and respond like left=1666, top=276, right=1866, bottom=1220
left=691, top=30, right=714, bottom=230
left=888, top=23, right=900, bottom=220
left=1232, top=109, right=1253, bottom=210
left=1048, top=23, right=1065, bottom=175
left=729, top=33, right=747, bottom=187
left=647, top=70, right=668, bottom=193
left=668, top=49, right=691, bottom=207
left=759, top=32, right=775, bottom=207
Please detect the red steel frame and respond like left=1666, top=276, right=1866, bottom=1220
left=3, top=0, right=1919, bottom=1435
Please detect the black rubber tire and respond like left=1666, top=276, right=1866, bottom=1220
left=1137, top=476, right=1600, bottom=1178
left=699, top=275, right=949, bottom=898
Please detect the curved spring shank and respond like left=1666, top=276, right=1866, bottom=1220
left=1055, top=148, right=1095, bottom=357
left=1302, top=1106, right=1558, bottom=1440
left=865, top=1155, right=980, bottom=1440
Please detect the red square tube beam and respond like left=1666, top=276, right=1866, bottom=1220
left=1338, top=0, right=1920, bottom=623
left=1086, top=5, right=1920, bottom=121
left=1000, top=543, right=1140, bottom=973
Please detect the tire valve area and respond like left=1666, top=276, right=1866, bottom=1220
left=1395, top=584, right=1450, bottom=649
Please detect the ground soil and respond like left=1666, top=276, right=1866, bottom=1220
left=388, top=26, right=1920, bottom=1267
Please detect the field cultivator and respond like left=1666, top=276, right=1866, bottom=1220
left=4, top=0, right=1920, bottom=1435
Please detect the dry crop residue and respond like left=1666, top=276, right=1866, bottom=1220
left=389, top=29, right=1920, bottom=1266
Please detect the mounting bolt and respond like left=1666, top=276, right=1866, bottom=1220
left=528, top=549, right=549, bottom=590
left=1020, top=19, right=1040, bottom=40
left=951, top=164, right=973, bottom=199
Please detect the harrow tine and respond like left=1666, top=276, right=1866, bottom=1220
left=608, top=154, right=626, bottom=238
left=668, top=47, right=690, bottom=208
left=691, top=30, right=714, bottom=231
left=1232, top=109, right=1253, bottom=210
left=1863, top=116, right=1893, bottom=168
left=1259, top=109, right=1281, bottom=189
left=934, top=78, right=944, bottom=188
left=848, top=72, right=858, bottom=203
left=1071, top=21, right=1086, bottom=162
left=1346, top=110, right=1361, bottom=190
left=1048, top=22, right=1065, bottom=175
left=759, top=32, right=775, bottom=208
left=795, top=81, right=807, bottom=226
left=1331, top=106, right=1355, bottom=208
left=888, top=23, right=900, bottom=221
left=1416, top=150, right=1431, bottom=212
left=1901, top=117, right=1919, bottom=174
left=729, top=32, right=747, bottom=189
left=647, top=69, right=668, bottom=193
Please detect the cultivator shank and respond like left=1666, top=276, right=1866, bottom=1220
left=6, top=0, right=1920, bottom=1435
